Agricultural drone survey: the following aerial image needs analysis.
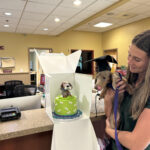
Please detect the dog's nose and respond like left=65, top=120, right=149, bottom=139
left=67, top=85, right=69, bottom=87
left=95, top=85, right=102, bottom=91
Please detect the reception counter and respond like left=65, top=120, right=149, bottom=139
left=0, top=108, right=106, bottom=150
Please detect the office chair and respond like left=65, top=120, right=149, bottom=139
left=24, top=85, right=37, bottom=96
left=13, top=85, right=37, bottom=97
left=5, top=80, right=23, bottom=98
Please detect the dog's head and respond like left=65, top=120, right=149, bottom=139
left=95, top=71, right=112, bottom=90
left=61, top=81, right=73, bottom=91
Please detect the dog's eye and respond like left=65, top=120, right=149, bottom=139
left=103, top=77, right=106, bottom=79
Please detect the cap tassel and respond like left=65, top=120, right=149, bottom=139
left=111, top=64, right=116, bottom=73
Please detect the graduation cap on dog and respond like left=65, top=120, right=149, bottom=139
left=85, top=55, right=118, bottom=72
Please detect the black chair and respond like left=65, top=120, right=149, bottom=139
left=5, top=80, right=23, bottom=98
left=13, top=85, right=37, bottom=97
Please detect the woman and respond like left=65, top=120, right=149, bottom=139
left=105, top=30, right=150, bottom=150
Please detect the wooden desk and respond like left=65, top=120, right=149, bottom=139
left=0, top=109, right=106, bottom=150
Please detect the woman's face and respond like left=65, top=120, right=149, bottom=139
left=128, top=44, right=149, bottom=74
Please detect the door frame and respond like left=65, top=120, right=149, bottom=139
left=103, top=48, right=118, bottom=69
left=103, top=48, right=118, bottom=61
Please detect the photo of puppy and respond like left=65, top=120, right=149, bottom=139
left=95, top=71, right=134, bottom=128
left=60, top=81, right=73, bottom=98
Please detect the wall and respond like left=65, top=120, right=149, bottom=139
left=0, top=72, right=30, bottom=85
left=102, top=17, right=150, bottom=66
left=0, top=30, right=102, bottom=73
left=1, top=17, right=150, bottom=72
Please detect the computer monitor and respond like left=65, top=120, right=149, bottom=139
left=0, top=95, right=41, bottom=111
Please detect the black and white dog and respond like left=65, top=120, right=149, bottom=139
left=60, top=81, right=73, bottom=98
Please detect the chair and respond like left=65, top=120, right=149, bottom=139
left=5, top=80, right=23, bottom=98
left=13, top=85, right=37, bottom=97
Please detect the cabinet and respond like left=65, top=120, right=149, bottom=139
left=0, top=118, right=105, bottom=150
left=0, top=109, right=106, bottom=150
left=0, top=131, right=52, bottom=150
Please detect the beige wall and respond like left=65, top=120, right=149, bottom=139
left=102, top=17, right=150, bottom=66
left=1, top=17, right=150, bottom=73
left=0, top=31, right=102, bottom=73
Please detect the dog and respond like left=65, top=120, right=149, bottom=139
left=60, top=81, right=73, bottom=98
left=95, top=71, right=134, bottom=128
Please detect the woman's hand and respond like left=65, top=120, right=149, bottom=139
left=105, top=118, right=116, bottom=140
left=116, top=78, right=127, bottom=94
left=105, top=118, right=113, bottom=137
left=112, top=72, right=126, bottom=94
left=105, top=118, right=111, bottom=134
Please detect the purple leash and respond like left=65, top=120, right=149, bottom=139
left=113, top=73, right=123, bottom=150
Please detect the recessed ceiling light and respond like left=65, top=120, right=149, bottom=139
left=73, top=0, right=82, bottom=6
left=4, top=12, right=12, bottom=16
left=54, top=17, right=60, bottom=22
left=93, top=22, right=112, bottom=28
left=43, top=28, right=48, bottom=31
left=4, top=24, right=10, bottom=27
left=107, top=12, right=114, bottom=16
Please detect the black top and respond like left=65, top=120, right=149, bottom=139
left=111, top=92, right=150, bottom=150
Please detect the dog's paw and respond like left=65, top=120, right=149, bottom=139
left=112, top=72, right=120, bottom=90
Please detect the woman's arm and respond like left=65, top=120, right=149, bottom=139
left=106, top=108, right=150, bottom=150
left=105, top=119, right=132, bottom=149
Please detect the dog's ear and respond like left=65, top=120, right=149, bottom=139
left=105, top=71, right=112, bottom=83
left=69, top=83, right=73, bottom=89
left=110, top=72, right=113, bottom=82
left=95, top=78, right=97, bottom=84
left=60, top=82, right=64, bottom=90
left=111, top=72, right=120, bottom=89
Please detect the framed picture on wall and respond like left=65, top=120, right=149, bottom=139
left=0, top=57, right=15, bottom=68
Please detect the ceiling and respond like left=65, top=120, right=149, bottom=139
left=0, top=0, right=150, bottom=36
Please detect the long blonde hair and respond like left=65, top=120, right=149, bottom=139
left=127, top=30, right=150, bottom=120
left=128, top=59, right=150, bottom=120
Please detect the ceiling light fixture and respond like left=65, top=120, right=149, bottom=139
left=43, top=28, right=48, bottom=31
left=107, top=12, right=114, bottom=16
left=73, top=0, right=82, bottom=6
left=54, top=17, right=60, bottom=22
left=4, top=12, right=12, bottom=16
left=94, top=22, right=112, bottom=28
left=4, top=24, right=10, bottom=27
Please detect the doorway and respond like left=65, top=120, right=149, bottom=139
left=71, top=49, right=94, bottom=75
left=103, top=48, right=118, bottom=69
